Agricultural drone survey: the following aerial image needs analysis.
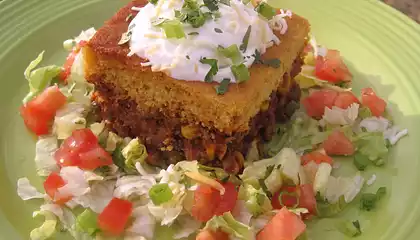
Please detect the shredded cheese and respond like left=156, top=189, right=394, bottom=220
left=185, top=171, right=226, bottom=195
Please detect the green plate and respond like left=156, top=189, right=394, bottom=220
left=1, top=0, right=420, bottom=239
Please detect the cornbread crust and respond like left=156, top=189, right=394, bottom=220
left=84, top=0, right=310, bottom=134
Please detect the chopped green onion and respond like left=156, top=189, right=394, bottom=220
left=240, top=26, right=251, bottom=52
left=63, top=39, right=75, bottom=51
left=203, top=0, right=219, bottom=11
left=278, top=191, right=299, bottom=208
left=157, top=19, right=185, bottom=39
left=188, top=32, right=199, bottom=36
left=336, top=220, right=362, bottom=237
left=217, top=45, right=243, bottom=64
left=231, top=63, right=250, bottom=83
left=200, top=58, right=219, bottom=82
left=149, top=183, right=174, bottom=206
left=253, top=49, right=281, bottom=68
left=360, top=187, right=386, bottom=211
left=353, top=152, right=371, bottom=171
left=255, top=2, right=276, bottom=20
left=214, top=78, right=231, bottom=95
left=125, top=13, right=133, bottom=22
left=242, top=0, right=251, bottom=4
left=263, top=58, right=281, bottom=68
left=214, top=28, right=223, bottom=33
left=148, top=0, right=159, bottom=4
left=219, top=0, right=230, bottom=6
left=76, top=209, right=99, bottom=236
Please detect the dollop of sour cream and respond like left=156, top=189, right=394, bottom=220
left=129, top=0, right=291, bottom=83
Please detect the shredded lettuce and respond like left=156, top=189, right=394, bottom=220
left=239, top=184, right=272, bottom=216
left=57, top=167, right=90, bottom=199
left=323, top=173, right=365, bottom=204
left=322, top=104, right=359, bottom=126
left=173, top=214, right=201, bottom=239
left=17, top=178, right=45, bottom=200
left=122, top=138, right=148, bottom=170
left=54, top=103, right=87, bottom=140
left=23, top=52, right=62, bottom=103
left=72, top=180, right=115, bottom=213
left=34, top=136, right=59, bottom=176
left=313, top=162, right=332, bottom=195
left=76, top=209, right=99, bottom=236
left=126, top=206, right=156, bottom=239
left=30, top=210, right=57, bottom=240
left=336, top=220, right=362, bottom=237
left=205, top=212, right=254, bottom=240
left=114, top=175, right=156, bottom=200
left=232, top=200, right=253, bottom=226
left=355, top=132, right=388, bottom=161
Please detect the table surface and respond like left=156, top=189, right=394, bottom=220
left=384, top=0, right=420, bottom=22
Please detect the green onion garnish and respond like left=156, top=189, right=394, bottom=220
left=76, top=209, right=99, bottom=236
left=240, top=26, right=251, bottom=52
left=353, top=152, right=371, bottom=171
left=219, top=0, right=230, bottom=6
left=203, top=0, right=219, bottom=11
left=360, top=187, right=386, bottom=211
left=200, top=58, right=219, bottom=82
left=188, top=32, right=199, bottom=36
left=149, top=183, right=174, bottom=206
left=231, top=63, right=250, bottom=83
left=214, top=78, right=231, bottom=95
left=148, top=0, right=159, bottom=4
left=157, top=19, right=185, bottom=39
left=214, top=28, right=223, bottom=33
left=279, top=191, right=299, bottom=208
left=125, top=13, right=133, bottom=22
left=255, top=2, right=276, bottom=20
left=253, top=49, right=281, bottom=68
left=217, top=44, right=243, bottom=64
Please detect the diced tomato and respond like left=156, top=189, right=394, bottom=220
left=78, top=146, right=113, bottom=170
left=20, top=103, right=50, bottom=136
left=334, top=92, right=359, bottom=109
left=54, top=129, right=112, bottom=170
left=323, top=130, right=355, bottom=156
left=20, top=86, right=67, bottom=136
left=98, top=197, right=133, bottom=236
left=298, top=184, right=317, bottom=215
left=59, top=51, right=78, bottom=82
left=62, top=128, right=98, bottom=153
left=271, top=185, right=317, bottom=216
left=30, top=86, right=67, bottom=116
left=361, top=88, right=387, bottom=117
left=301, top=152, right=334, bottom=166
left=214, top=182, right=238, bottom=216
left=315, top=50, right=352, bottom=83
left=43, top=172, right=72, bottom=204
left=302, top=90, right=338, bottom=118
left=54, top=147, right=81, bottom=167
left=196, top=229, right=229, bottom=240
left=257, top=207, right=306, bottom=240
left=191, top=184, right=221, bottom=222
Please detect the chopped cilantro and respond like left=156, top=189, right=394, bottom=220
left=217, top=44, right=242, bottom=64
left=200, top=58, right=218, bottom=82
left=214, top=28, right=223, bottom=33
left=214, top=78, right=230, bottom=95
left=255, top=2, right=276, bottom=20
left=240, top=26, right=251, bottom=52
left=188, top=32, right=199, bottom=36
left=231, top=63, right=250, bottom=83
left=360, top=187, right=386, bottom=211
left=203, top=0, right=219, bottom=11
left=253, top=50, right=281, bottom=68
